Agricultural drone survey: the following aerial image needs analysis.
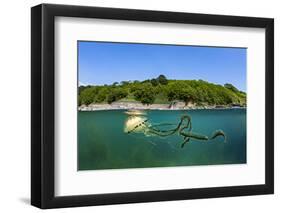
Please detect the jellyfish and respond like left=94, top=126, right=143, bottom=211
left=124, top=110, right=226, bottom=148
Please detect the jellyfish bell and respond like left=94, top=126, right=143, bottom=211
left=124, top=110, right=147, bottom=116
left=124, top=116, right=148, bottom=133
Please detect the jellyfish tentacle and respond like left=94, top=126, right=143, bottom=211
left=181, top=115, right=192, bottom=131
left=180, top=131, right=209, bottom=141
left=148, top=115, right=192, bottom=136
left=148, top=124, right=177, bottom=134
left=179, top=118, right=192, bottom=133
left=149, top=123, right=176, bottom=128
left=210, top=130, right=226, bottom=142
left=181, top=137, right=190, bottom=148
left=146, top=127, right=175, bottom=137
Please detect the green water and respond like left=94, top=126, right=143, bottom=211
left=78, top=109, right=246, bottom=170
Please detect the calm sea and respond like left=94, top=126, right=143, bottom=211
left=78, top=109, right=246, bottom=170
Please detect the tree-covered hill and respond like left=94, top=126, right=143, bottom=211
left=79, top=75, right=246, bottom=106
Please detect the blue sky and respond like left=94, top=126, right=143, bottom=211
left=78, top=41, right=246, bottom=91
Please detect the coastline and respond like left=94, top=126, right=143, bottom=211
left=78, top=101, right=246, bottom=111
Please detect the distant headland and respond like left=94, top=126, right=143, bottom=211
left=78, top=75, right=246, bottom=111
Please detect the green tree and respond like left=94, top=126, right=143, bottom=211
left=178, top=87, right=196, bottom=104
left=150, top=78, right=159, bottom=86
left=166, top=83, right=181, bottom=101
left=157, top=74, right=168, bottom=85
left=121, top=81, right=130, bottom=86
left=133, top=84, right=155, bottom=104
left=224, top=83, right=239, bottom=93
left=112, top=82, right=119, bottom=87
left=95, top=87, right=108, bottom=103
left=107, top=88, right=128, bottom=104
left=79, top=87, right=98, bottom=105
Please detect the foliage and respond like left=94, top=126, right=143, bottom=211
left=78, top=75, right=246, bottom=106
left=79, top=87, right=99, bottom=105
left=132, top=83, right=155, bottom=104
left=157, top=74, right=168, bottom=85
left=107, top=88, right=128, bottom=104
left=224, top=83, right=239, bottom=93
left=150, top=78, right=159, bottom=86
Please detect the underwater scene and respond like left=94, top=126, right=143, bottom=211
left=78, top=109, right=246, bottom=170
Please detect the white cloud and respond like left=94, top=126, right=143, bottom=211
left=79, top=81, right=86, bottom=86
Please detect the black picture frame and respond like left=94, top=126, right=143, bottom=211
left=31, top=3, right=274, bottom=209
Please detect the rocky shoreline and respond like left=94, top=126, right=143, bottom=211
left=78, top=101, right=245, bottom=111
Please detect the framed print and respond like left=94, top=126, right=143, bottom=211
left=31, top=4, right=274, bottom=209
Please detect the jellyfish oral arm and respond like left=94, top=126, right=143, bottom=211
left=210, top=130, right=226, bottom=142
left=179, top=131, right=209, bottom=141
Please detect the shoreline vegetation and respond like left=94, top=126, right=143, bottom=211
left=79, top=75, right=246, bottom=111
